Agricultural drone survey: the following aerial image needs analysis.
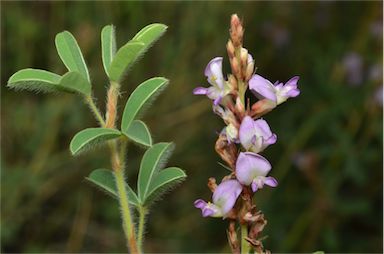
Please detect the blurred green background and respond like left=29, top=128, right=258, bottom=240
left=1, top=1, right=383, bottom=253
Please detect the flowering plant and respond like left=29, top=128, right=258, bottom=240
left=194, top=14, right=300, bottom=253
left=7, top=24, right=187, bottom=253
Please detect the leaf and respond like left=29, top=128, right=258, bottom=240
left=70, top=128, right=121, bottom=155
left=108, top=41, right=145, bottom=82
left=7, top=69, right=91, bottom=96
left=101, top=25, right=116, bottom=77
left=59, top=71, right=91, bottom=96
left=137, top=142, right=174, bottom=201
left=143, top=167, right=186, bottom=206
left=55, top=31, right=90, bottom=82
left=121, top=77, right=168, bottom=132
left=132, top=23, right=167, bottom=47
left=7, top=69, right=61, bottom=93
left=86, top=168, right=140, bottom=207
left=107, top=23, right=167, bottom=82
left=123, top=120, right=152, bottom=147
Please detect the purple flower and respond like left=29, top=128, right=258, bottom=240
left=236, top=152, right=278, bottom=192
left=249, top=74, right=300, bottom=105
left=239, top=116, right=277, bottom=153
left=194, top=179, right=242, bottom=218
left=342, top=52, right=363, bottom=86
left=193, top=57, right=232, bottom=105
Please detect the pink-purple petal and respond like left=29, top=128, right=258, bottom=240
left=265, top=133, right=277, bottom=145
left=249, top=74, right=277, bottom=102
left=285, top=76, right=300, bottom=87
left=194, top=199, right=207, bottom=209
left=264, top=176, right=278, bottom=187
left=236, top=152, right=272, bottom=185
left=212, top=179, right=242, bottom=215
left=213, top=96, right=222, bottom=105
left=193, top=87, right=208, bottom=95
left=202, top=207, right=216, bottom=217
left=251, top=181, right=259, bottom=192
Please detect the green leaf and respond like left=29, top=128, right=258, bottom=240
left=144, top=167, right=186, bottom=206
left=137, top=142, right=174, bottom=201
left=108, top=41, right=145, bottom=82
left=7, top=69, right=91, bottom=96
left=70, top=128, right=121, bottom=155
left=132, top=23, right=167, bottom=47
left=123, top=120, right=152, bottom=147
left=107, top=23, right=167, bottom=82
left=101, top=25, right=116, bottom=77
left=7, top=69, right=61, bottom=93
left=55, top=31, right=90, bottom=82
left=121, top=77, right=168, bottom=132
left=59, top=71, right=91, bottom=96
left=86, top=168, right=140, bottom=207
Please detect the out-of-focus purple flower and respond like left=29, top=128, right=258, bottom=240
left=194, top=179, right=242, bottom=218
left=370, top=20, right=383, bottom=40
left=249, top=74, right=300, bottom=105
left=342, top=52, right=363, bottom=86
left=239, top=116, right=277, bottom=153
left=236, top=152, right=278, bottom=192
left=193, top=57, right=231, bottom=105
left=261, top=22, right=290, bottom=48
left=368, top=64, right=383, bottom=82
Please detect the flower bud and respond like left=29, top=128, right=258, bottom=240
left=231, top=58, right=241, bottom=79
left=246, top=61, right=255, bottom=81
left=227, top=40, right=235, bottom=58
left=235, top=96, right=245, bottom=113
left=240, top=48, right=248, bottom=67
left=251, top=99, right=276, bottom=116
left=230, top=14, right=243, bottom=47
left=225, top=123, right=239, bottom=142
left=215, top=133, right=238, bottom=169
left=207, top=177, right=217, bottom=192
left=228, top=74, right=238, bottom=90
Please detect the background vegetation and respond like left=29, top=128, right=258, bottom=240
left=2, top=1, right=382, bottom=253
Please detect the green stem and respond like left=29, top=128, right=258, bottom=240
left=241, top=224, right=250, bottom=254
left=137, top=206, right=148, bottom=252
left=114, top=163, right=139, bottom=253
left=238, top=80, right=246, bottom=107
left=85, top=96, right=105, bottom=126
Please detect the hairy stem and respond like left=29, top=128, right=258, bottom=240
left=137, top=206, right=148, bottom=253
left=114, top=140, right=138, bottom=253
left=241, top=224, right=250, bottom=254
left=105, top=81, right=138, bottom=253
left=105, top=81, right=120, bottom=128
left=85, top=96, right=106, bottom=126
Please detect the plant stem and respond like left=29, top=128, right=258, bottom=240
left=241, top=224, right=250, bottom=254
left=105, top=81, right=120, bottom=128
left=137, top=206, right=148, bottom=253
left=238, top=80, right=246, bottom=107
left=104, top=79, right=138, bottom=253
left=114, top=156, right=139, bottom=253
left=85, top=96, right=105, bottom=126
